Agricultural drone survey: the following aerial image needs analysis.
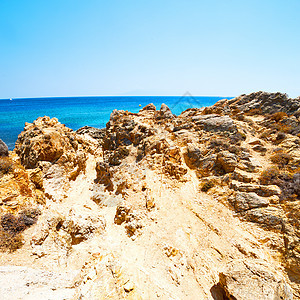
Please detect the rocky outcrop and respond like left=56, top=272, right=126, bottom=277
left=227, top=91, right=300, bottom=115
left=15, top=117, right=85, bottom=169
left=2, top=92, right=300, bottom=299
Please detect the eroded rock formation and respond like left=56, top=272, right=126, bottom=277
left=0, top=91, right=300, bottom=299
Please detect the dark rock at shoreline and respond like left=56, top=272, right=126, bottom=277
left=0, top=139, right=9, bottom=157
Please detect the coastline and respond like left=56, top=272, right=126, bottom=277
left=0, top=92, right=300, bottom=298
left=0, top=96, right=229, bottom=150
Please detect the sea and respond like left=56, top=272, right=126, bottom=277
left=0, top=96, right=231, bottom=150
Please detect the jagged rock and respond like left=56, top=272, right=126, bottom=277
left=244, top=207, right=283, bottom=230
left=185, top=143, right=202, bottom=168
left=230, top=180, right=281, bottom=197
left=29, top=168, right=44, bottom=190
left=0, top=139, right=9, bottom=157
left=229, top=192, right=269, bottom=212
left=193, top=114, right=236, bottom=132
left=164, top=161, right=187, bottom=180
left=156, top=103, right=174, bottom=119
left=216, top=151, right=237, bottom=173
left=114, top=204, right=131, bottom=225
left=252, top=144, right=267, bottom=152
left=219, top=259, right=293, bottom=300
left=198, top=154, right=217, bottom=176
left=106, top=146, right=130, bottom=166
left=15, top=117, right=86, bottom=172
left=95, top=162, right=113, bottom=191
left=228, top=91, right=299, bottom=115
left=232, top=169, right=253, bottom=183
left=141, top=103, right=156, bottom=111
left=76, top=126, right=106, bottom=141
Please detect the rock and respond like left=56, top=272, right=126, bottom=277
left=156, top=103, right=174, bottom=119
left=63, top=210, right=106, bottom=245
left=125, top=218, right=143, bottom=237
left=230, top=180, right=281, bottom=197
left=114, top=204, right=131, bottom=225
left=141, top=103, right=156, bottom=111
left=193, top=114, right=236, bottom=132
left=216, top=151, right=237, bottom=173
left=229, top=192, right=269, bottom=212
left=95, top=162, right=114, bottom=191
left=252, top=144, right=267, bottom=152
left=232, top=169, right=254, bottom=183
left=15, top=116, right=86, bottom=171
left=228, top=91, right=299, bottom=115
left=198, top=154, right=217, bottom=176
left=76, top=126, right=106, bottom=141
left=244, top=207, right=283, bottom=229
left=164, top=160, right=187, bottom=180
left=0, top=139, right=9, bottom=157
left=219, top=259, right=293, bottom=300
left=185, top=143, right=202, bottom=169
left=248, top=139, right=264, bottom=146
left=29, top=168, right=44, bottom=190
left=0, top=266, right=79, bottom=300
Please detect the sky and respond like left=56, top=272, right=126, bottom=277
left=0, top=0, right=299, bottom=98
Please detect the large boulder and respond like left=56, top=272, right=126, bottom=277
left=15, top=117, right=83, bottom=169
left=219, top=259, right=293, bottom=300
left=156, top=103, right=174, bottom=120
left=0, top=139, right=9, bottom=157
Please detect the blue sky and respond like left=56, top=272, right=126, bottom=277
left=0, top=0, right=299, bottom=98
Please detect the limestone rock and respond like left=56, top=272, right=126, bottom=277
left=141, top=103, right=156, bottom=111
left=0, top=266, right=79, bottom=300
left=185, top=143, right=202, bottom=169
left=230, top=180, right=281, bottom=197
left=229, top=91, right=299, bottom=115
left=156, top=103, right=174, bottom=119
left=229, top=192, right=269, bottom=212
left=76, top=126, right=106, bottom=141
left=232, top=169, right=254, bottom=183
left=216, top=151, right=237, bottom=173
left=15, top=117, right=87, bottom=174
left=114, top=204, right=131, bottom=225
left=95, top=162, right=114, bottom=191
left=193, top=114, right=236, bottom=132
left=219, top=259, right=293, bottom=300
left=244, top=207, right=283, bottom=230
left=3, top=92, right=300, bottom=298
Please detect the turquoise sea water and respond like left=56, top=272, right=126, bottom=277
left=0, top=96, right=230, bottom=150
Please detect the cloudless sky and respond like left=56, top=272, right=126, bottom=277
left=0, top=0, right=299, bottom=98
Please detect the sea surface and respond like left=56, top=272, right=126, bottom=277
left=0, top=96, right=231, bottom=150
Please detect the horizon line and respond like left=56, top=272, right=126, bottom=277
left=0, top=94, right=234, bottom=100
